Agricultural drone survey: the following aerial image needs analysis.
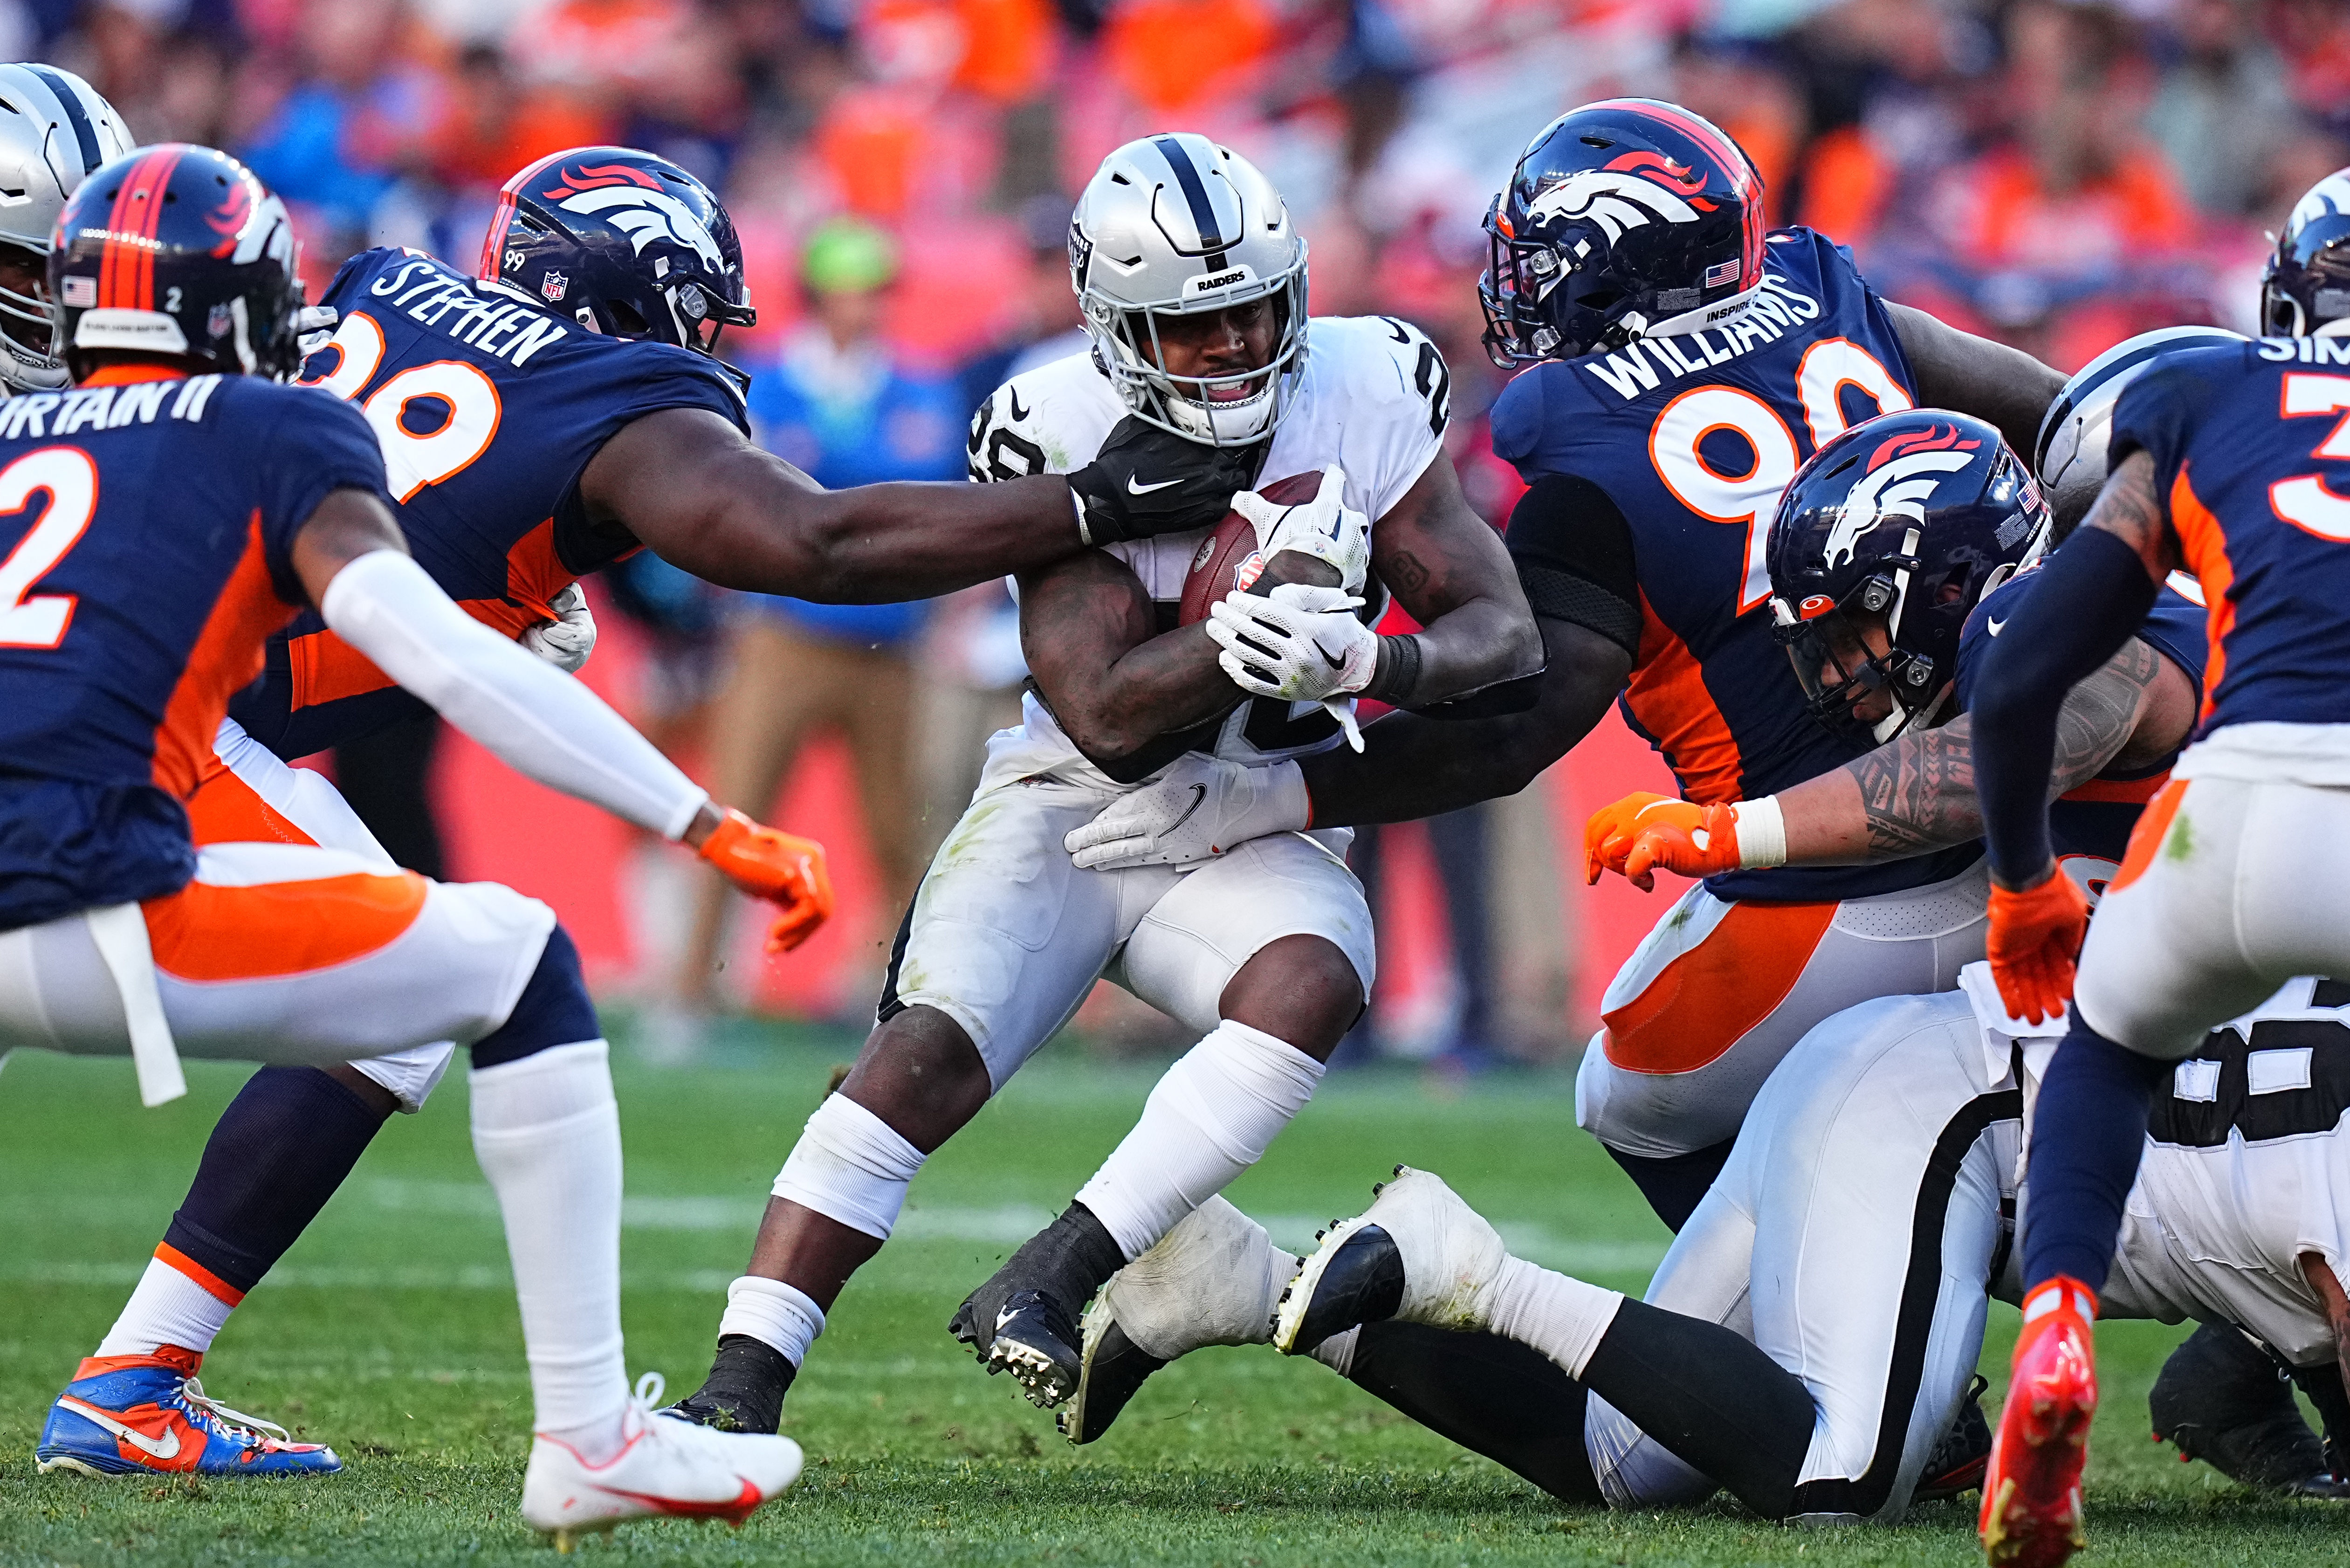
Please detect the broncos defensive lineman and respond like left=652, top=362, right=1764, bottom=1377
left=1068, top=99, right=2069, bottom=1230
left=33, top=144, right=1260, bottom=1476
left=664, top=132, right=1540, bottom=1432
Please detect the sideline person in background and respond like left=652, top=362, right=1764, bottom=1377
left=670, top=220, right=967, bottom=1041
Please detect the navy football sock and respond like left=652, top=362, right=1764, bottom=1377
left=2020, top=1017, right=2168, bottom=1295
left=161, top=1066, right=391, bottom=1295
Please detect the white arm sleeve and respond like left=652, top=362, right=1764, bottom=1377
left=321, top=550, right=708, bottom=840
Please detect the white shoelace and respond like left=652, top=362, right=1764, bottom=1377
left=178, top=1377, right=293, bottom=1445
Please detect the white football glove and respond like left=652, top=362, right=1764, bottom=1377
left=1207, top=582, right=1378, bottom=703
left=1230, top=464, right=1370, bottom=595
left=293, top=303, right=340, bottom=360
left=1064, top=754, right=1311, bottom=869
left=521, top=581, right=598, bottom=674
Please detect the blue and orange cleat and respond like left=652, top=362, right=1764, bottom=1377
left=34, top=1345, right=341, bottom=1478
left=1981, top=1278, right=2099, bottom=1567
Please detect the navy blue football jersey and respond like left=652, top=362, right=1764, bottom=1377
left=235, top=246, right=749, bottom=757
left=2112, top=337, right=2350, bottom=739
left=1492, top=225, right=1972, bottom=901
left=1957, top=569, right=2208, bottom=873
left=0, top=371, right=387, bottom=929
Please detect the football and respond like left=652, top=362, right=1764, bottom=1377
left=1177, top=470, right=1333, bottom=626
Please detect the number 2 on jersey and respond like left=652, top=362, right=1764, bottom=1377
left=301, top=311, right=502, bottom=502
left=0, top=447, right=99, bottom=648
left=1648, top=338, right=1910, bottom=612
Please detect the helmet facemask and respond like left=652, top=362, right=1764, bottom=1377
left=0, top=236, right=65, bottom=391
left=1082, top=254, right=1308, bottom=448
left=1773, top=570, right=1948, bottom=746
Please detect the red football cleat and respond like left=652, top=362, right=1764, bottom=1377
left=1981, top=1278, right=2100, bottom=1568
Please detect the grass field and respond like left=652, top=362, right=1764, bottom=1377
left=5, top=1021, right=2347, bottom=1567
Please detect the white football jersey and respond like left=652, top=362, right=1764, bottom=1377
left=965, top=315, right=1451, bottom=784
left=1984, top=973, right=2350, bottom=1366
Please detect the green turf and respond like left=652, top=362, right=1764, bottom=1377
left=2, top=1025, right=2343, bottom=1566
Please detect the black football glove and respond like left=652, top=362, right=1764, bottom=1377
left=1066, top=416, right=1266, bottom=544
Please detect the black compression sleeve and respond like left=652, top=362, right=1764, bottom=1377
left=1971, top=528, right=2162, bottom=884
left=1345, top=1322, right=1601, bottom=1505
left=1505, top=475, right=1642, bottom=658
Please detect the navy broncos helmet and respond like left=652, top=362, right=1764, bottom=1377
left=1767, top=409, right=2050, bottom=743
left=479, top=147, right=756, bottom=367
left=1478, top=97, right=1766, bottom=367
left=2262, top=168, right=2350, bottom=338
left=51, top=144, right=306, bottom=380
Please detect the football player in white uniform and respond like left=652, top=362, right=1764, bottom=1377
left=665, top=133, right=1541, bottom=1433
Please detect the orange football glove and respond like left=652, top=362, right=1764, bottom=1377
left=1586, top=792, right=1752, bottom=892
left=1584, top=791, right=1674, bottom=885
left=697, top=808, right=834, bottom=953
left=1985, top=868, right=2090, bottom=1026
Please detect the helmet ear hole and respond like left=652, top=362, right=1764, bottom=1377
left=605, top=297, right=649, bottom=336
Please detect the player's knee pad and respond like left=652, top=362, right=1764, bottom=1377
left=772, top=1092, right=927, bottom=1239
left=470, top=925, right=599, bottom=1070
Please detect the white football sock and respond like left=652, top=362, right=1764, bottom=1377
left=718, top=1275, right=826, bottom=1367
left=94, top=1252, right=239, bottom=1359
left=1075, top=1019, right=1326, bottom=1261
left=1482, top=1254, right=1624, bottom=1379
left=469, top=1040, right=631, bottom=1459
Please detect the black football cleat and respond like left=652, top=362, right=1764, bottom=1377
left=660, top=1335, right=794, bottom=1435
left=950, top=1204, right=1126, bottom=1410
left=1914, top=1375, right=1992, bottom=1502
left=2149, top=1321, right=2345, bottom=1494
left=1060, top=1308, right=1168, bottom=1444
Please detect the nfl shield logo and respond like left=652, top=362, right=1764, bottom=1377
left=541, top=271, right=569, bottom=303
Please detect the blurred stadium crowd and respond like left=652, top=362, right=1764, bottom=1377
left=28, top=0, right=2337, bottom=1059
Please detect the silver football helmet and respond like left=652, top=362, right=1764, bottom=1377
left=1069, top=134, right=1307, bottom=447
left=2034, top=325, right=2247, bottom=539
left=0, top=64, right=133, bottom=392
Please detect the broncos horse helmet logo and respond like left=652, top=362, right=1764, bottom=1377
left=539, top=163, right=725, bottom=275
left=1523, top=151, right=1714, bottom=247
left=1821, top=424, right=1982, bottom=569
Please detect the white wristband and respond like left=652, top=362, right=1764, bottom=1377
left=1733, top=795, right=1787, bottom=869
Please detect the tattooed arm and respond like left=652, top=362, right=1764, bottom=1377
left=1765, top=636, right=2194, bottom=865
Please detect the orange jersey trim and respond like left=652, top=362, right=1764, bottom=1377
left=284, top=593, right=540, bottom=711
left=1600, top=898, right=1838, bottom=1075
left=2167, top=466, right=2236, bottom=725
left=2107, top=777, right=2187, bottom=896
left=1621, top=591, right=1746, bottom=804
left=153, top=1242, right=246, bottom=1307
left=153, top=515, right=298, bottom=801
left=78, top=366, right=186, bottom=387
left=182, top=762, right=320, bottom=849
left=142, top=864, right=427, bottom=982
left=2059, top=771, right=2171, bottom=806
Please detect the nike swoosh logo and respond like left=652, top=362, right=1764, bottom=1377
left=1163, top=784, right=1207, bottom=834
left=595, top=1476, right=765, bottom=1522
left=1127, top=475, right=1182, bottom=495
left=1986, top=618, right=2006, bottom=636
left=57, top=1397, right=182, bottom=1460
left=1008, top=388, right=1030, bottom=423
left=1317, top=642, right=1347, bottom=670
left=996, top=1304, right=1021, bottom=1332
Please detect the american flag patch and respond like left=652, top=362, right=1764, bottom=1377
left=1704, top=260, right=1740, bottom=289
left=61, top=275, right=95, bottom=307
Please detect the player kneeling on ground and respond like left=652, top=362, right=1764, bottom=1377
left=0, top=146, right=823, bottom=1546
left=665, top=132, right=1541, bottom=1433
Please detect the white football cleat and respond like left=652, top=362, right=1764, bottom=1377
left=1061, top=1196, right=1298, bottom=1444
left=520, top=1375, right=803, bottom=1552
left=1272, top=1165, right=1507, bottom=1354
